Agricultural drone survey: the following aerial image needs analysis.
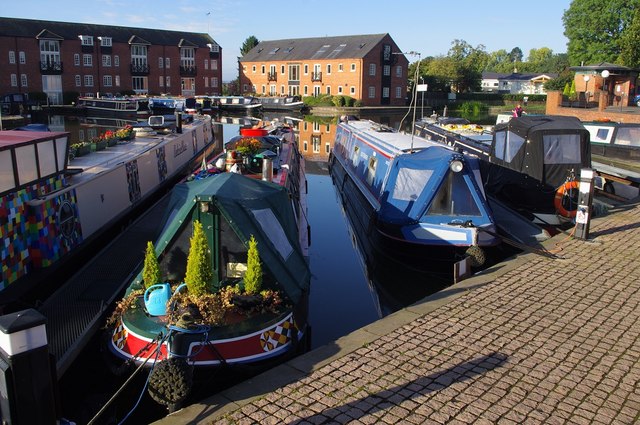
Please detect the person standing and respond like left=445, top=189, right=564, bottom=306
left=512, top=103, right=524, bottom=117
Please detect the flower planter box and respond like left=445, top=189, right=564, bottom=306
left=75, top=145, right=91, bottom=157
left=118, top=133, right=135, bottom=141
left=107, top=138, right=118, bottom=147
left=95, top=140, right=107, bottom=151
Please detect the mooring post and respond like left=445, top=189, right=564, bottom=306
left=574, top=168, right=595, bottom=240
left=0, top=309, right=58, bottom=424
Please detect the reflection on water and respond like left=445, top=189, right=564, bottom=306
left=35, top=110, right=499, bottom=422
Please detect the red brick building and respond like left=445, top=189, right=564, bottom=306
left=0, top=17, right=222, bottom=104
left=239, top=34, right=409, bottom=106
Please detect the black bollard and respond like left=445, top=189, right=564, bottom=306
left=574, top=168, right=595, bottom=240
left=0, top=309, right=58, bottom=424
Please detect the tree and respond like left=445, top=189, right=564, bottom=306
left=619, top=8, right=640, bottom=68
left=142, top=241, right=161, bottom=289
left=426, top=40, right=487, bottom=93
left=240, top=35, right=259, bottom=56
left=184, top=220, right=213, bottom=297
left=243, top=235, right=262, bottom=295
left=509, top=47, right=523, bottom=63
left=563, top=0, right=640, bottom=65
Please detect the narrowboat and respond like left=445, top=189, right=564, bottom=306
left=329, top=117, right=499, bottom=269
left=76, top=96, right=144, bottom=117
left=581, top=119, right=640, bottom=199
left=212, top=96, right=262, bottom=112
left=0, top=114, right=216, bottom=308
left=106, top=124, right=309, bottom=407
left=258, top=96, right=307, bottom=112
left=148, top=97, right=186, bottom=115
left=416, top=115, right=592, bottom=226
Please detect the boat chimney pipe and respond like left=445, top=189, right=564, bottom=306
left=175, top=112, right=182, bottom=134
left=574, top=168, right=595, bottom=240
left=262, top=157, right=274, bottom=181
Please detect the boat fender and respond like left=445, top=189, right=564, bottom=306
left=554, top=180, right=580, bottom=218
left=144, top=283, right=172, bottom=316
left=465, top=245, right=486, bottom=267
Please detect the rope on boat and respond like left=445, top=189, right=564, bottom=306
left=88, top=330, right=169, bottom=425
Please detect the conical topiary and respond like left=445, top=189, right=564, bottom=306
left=184, top=220, right=213, bottom=296
left=243, top=235, right=262, bottom=295
left=563, top=82, right=571, bottom=97
left=142, top=241, right=161, bottom=289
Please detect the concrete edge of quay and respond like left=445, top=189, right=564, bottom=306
left=153, top=219, right=579, bottom=424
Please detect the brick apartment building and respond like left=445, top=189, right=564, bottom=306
left=239, top=34, right=409, bottom=106
left=0, top=17, right=223, bottom=104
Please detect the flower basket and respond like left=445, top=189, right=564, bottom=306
left=76, top=144, right=91, bottom=156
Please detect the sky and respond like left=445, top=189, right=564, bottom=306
left=2, top=0, right=573, bottom=81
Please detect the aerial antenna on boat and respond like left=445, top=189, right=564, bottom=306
left=396, top=51, right=421, bottom=152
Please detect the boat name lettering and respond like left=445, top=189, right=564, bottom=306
left=174, top=140, right=188, bottom=157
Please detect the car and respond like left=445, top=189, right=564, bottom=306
left=633, top=94, right=640, bottom=107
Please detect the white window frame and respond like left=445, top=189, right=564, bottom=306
left=166, top=76, right=171, bottom=87
left=350, top=86, right=356, bottom=95
left=103, top=75, right=113, bottom=87
left=83, top=75, right=93, bottom=87
left=351, top=63, right=356, bottom=72
left=99, top=36, right=112, bottom=47
left=75, top=75, right=81, bottom=87
left=79, top=35, right=93, bottom=46
left=368, top=86, right=375, bottom=98
left=396, top=65, right=402, bottom=77
left=395, top=86, right=402, bottom=98
left=383, top=65, right=390, bottom=76
left=326, top=64, right=332, bottom=75
left=102, top=54, right=111, bottom=67
left=83, top=54, right=92, bottom=67
left=19, top=51, right=25, bottom=64
left=20, top=74, right=27, bottom=87
left=369, top=63, right=376, bottom=76
left=382, top=87, right=390, bottom=98
left=159, top=76, right=164, bottom=87
left=211, top=59, right=218, bottom=70
left=212, top=77, right=218, bottom=87
left=159, top=57, right=164, bottom=68
left=9, top=51, right=15, bottom=64
left=338, top=63, right=343, bottom=72
left=114, top=55, right=119, bottom=67
left=10, top=74, right=17, bottom=87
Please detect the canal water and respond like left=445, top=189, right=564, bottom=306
left=34, top=111, right=496, bottom=423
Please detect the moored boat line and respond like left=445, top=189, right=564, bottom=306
left=0, top=113, right=216, bottom=306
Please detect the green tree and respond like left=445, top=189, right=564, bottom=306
left=619, top=8, right=640, bottom=67
left=563, top=0, right=640, bottom=65
left=426, top=40, right=487, bottom=93
left=485, top=49, right=511, bottom=72
left=142, top=241, right=161, bottom=289
left=509, top=47, right=524, bottom=63
left=240, top=35, right=260, bottom=56
left=184, top=220, right=213, bottom=297
left=243, top=235, right=262, bottom=295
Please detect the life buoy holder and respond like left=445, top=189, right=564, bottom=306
left=554, top=180, right=580, bottom=218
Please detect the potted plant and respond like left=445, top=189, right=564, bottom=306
left=103, top=130, right=118, bottom=147
left=233, top=137, right=261, bottom=156
left=116, top=125, right=134, bottom=141
left=71, top=142, right=91, bottom=157
left=91, top=136, right=107, bottom=151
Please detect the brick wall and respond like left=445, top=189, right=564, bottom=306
left=546, top=91, right=640, bottom=124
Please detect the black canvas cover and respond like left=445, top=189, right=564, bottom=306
left=490, top=115, right=591, bottom=188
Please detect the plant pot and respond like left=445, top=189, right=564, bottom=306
left=76, top=145, right=91, bottom=156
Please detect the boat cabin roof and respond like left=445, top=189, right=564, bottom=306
left=0, top=130, right=68, bottom=149
left=341, top=119, right=444, bottom=155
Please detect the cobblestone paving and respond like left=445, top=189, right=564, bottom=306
left=209, top=204, right=640, bottom=424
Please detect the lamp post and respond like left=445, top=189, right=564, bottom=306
left=583, top=75, right=590, bottom=107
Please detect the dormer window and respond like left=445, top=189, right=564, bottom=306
left=79, top=35, right=93, bottom=46
left=98, top=36, right=112, bottom=47
left=206, top=43, right=220, bottom=53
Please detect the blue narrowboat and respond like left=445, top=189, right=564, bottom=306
left=329, top=118, right=499, bottom=268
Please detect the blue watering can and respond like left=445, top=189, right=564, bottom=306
left=144, top=283, right=187, bottom=316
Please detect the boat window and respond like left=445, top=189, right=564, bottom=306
left=543, top=134, right=581, bottom=164
left=15, top=144, right=38, bottom=186
left=494, top=130, right=506, bottom=159
left=425, top=171, right=482, bottom=217
left=351, top=145, right=360, bottom=164
left=391, top=168, right=432, bottom=202
left=504, top=131, right=525, bottom=162
left=0, top=150, right=15, bottom=193
left=594, top=128, right=610, bottom=143
left=366, top=156, right=377, bottom=185
left=251, top=208, right=293, bottom=260
left=614, top=127, right=640, bottom=146
left=37, top=140, right=57, bottom=177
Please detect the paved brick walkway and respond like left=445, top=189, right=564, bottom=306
left=158, top=202, right=640, bottom=424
